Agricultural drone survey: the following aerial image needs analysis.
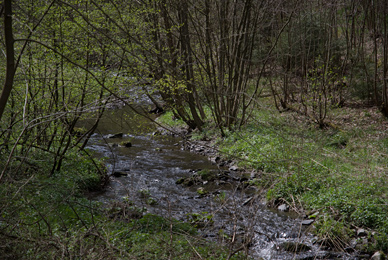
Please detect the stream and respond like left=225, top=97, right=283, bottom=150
left=81, top=105, right=356, bottom=260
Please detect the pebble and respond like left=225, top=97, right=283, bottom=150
left=301, top=219, right=314, bottom=225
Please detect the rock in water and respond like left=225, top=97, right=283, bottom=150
left=113, top=171, right=128, bottom=177
left=301, top=219, right=314, bottom=225
left=106, top=133, right=123, bottom=138
left=278, top=204, right=289, bottom=212
left=229, top=165, right=238, bottom=171
left=357, top=228, right=367, bottom=237
left=121, top=141, right=132, bottom=147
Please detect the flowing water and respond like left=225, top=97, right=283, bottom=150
left=82, top=105, right=355, bottom=260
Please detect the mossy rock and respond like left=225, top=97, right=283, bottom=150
left=120, top=141, right=132, bottom=147
left=198, top=170, right=216, bottom=181
left=196, top=187, right=208, bottom=196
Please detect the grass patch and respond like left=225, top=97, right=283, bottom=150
left=0, top=149, right=248, bottom=259
left=217, top=104, right=388, bottom=252
left=156, top=110, right=187, bottom=129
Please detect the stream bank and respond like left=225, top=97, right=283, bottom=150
left=81, top=106, right=359, bottom=259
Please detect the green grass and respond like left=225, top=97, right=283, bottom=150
left=156, top=110, right=187, bottom=129
left=216, top=104, right=388, bottom=252
left=0, top=148, right=248, bottom=259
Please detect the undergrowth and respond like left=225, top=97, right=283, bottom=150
left=191, top=104, right=388, bottom=253
left=0, top=150, right=247, bottom=259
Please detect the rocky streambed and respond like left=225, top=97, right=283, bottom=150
left=82, top=106, right=360, bottom=260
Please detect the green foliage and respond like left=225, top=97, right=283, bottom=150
left=156, top=110, right=187, bottom=129
left=218, top=105, right=388, bottom=252
left=132, top=214, right=195, bottom=234
left=0, top=148, right=247, bottom=259
left=219, top=109, right=301, bottom=173
left=186, top=211, right=214, bottom=228
left=313, top=214, right=352, bottom=249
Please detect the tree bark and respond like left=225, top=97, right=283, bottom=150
left=0, top=0, right=16, bottom=123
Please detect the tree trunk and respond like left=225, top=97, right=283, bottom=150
left=0, top=0, right=16, bottom=122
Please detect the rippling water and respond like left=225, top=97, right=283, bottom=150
left=80, top=106, right=354, bottom=260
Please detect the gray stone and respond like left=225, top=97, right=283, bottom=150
left=301, top=219, right=315, bottom=225
left=106, top=132, right=123, bottom=138
left=121, top=141, right=132, bottom=147
left=195, top=147, right=205, bottom=152
left=278, top=204, right=289, bottom=212
left=357, top=228, right=368, bottom=237
left=210, top=156, right=221, bottom=164
left=112, top=171, right=128, bottom=177
left=229, top=165, right=238, bottom=171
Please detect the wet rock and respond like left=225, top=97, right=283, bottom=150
left=357, top=228, right=368, bottom=237
left=106, top=132, right=123, bottom=138
left=229, top=165, right=238, bottom=171
left=152, top=130, right=161, bottom=136
left=149, top=106, right=164, bottom=114
left=198, top=170, right=216, bottom=181
left=210, top=156, right=221, bottom=164
left=275, top=242, right=312, bottom=252
left=175, top=178, right=185, bottom=184
left=112, top=171, right=128, bottom=177
left=278, top=204, right=289, bottom=212
left=371, top=251, right=386, bottom=260
left=120, top=141, right=132, bottom=147
left=195, top=146, right=205, bottom=153
left=183, top=179, right=195, bottom=186
left=301, top=219, right=315, bottom=225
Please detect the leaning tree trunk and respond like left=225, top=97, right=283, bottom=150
left=0, top=0, right=16, bottom=123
